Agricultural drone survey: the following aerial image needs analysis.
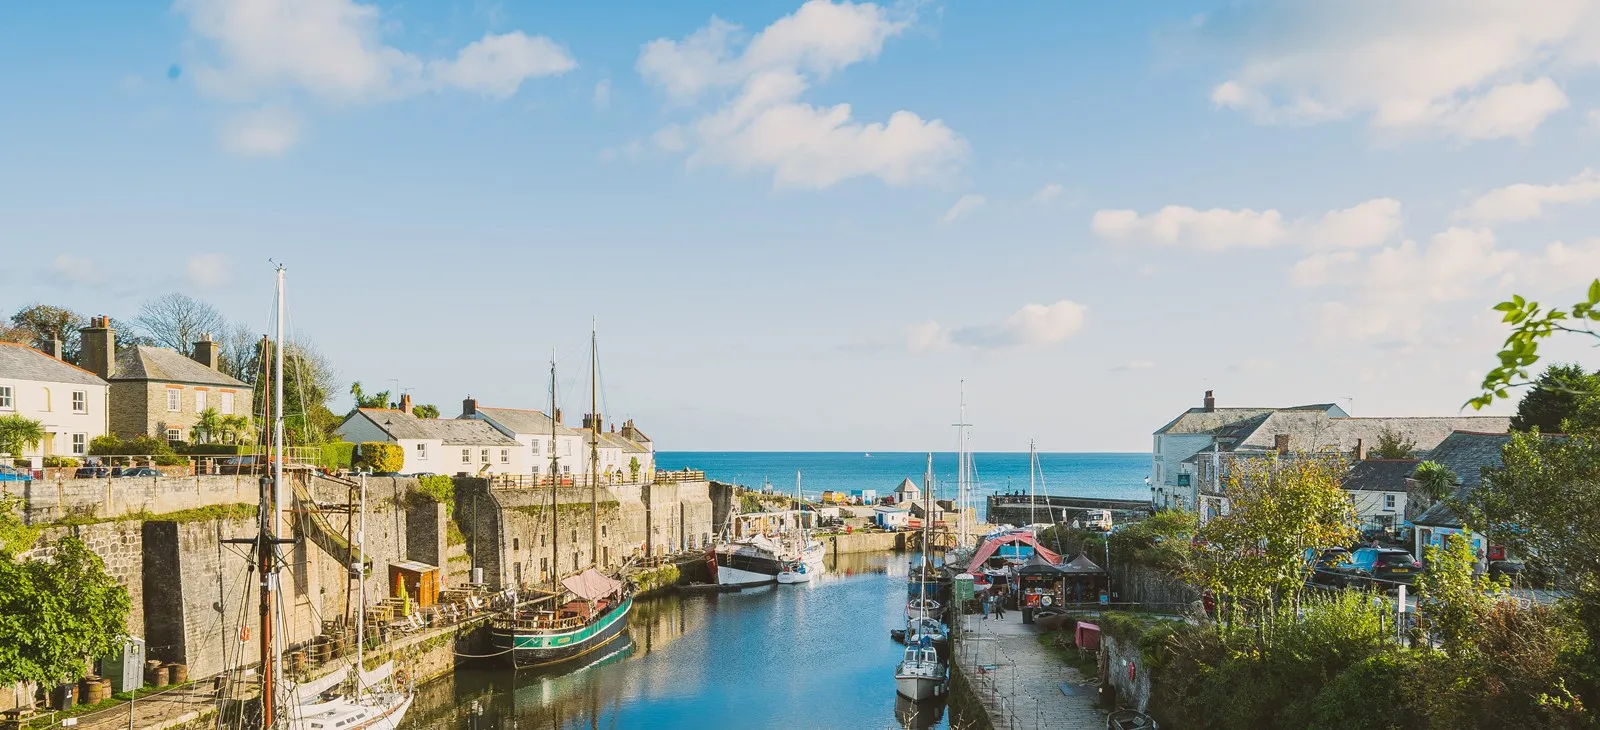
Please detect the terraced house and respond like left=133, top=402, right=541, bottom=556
left=0, top=341, right=108, bottom=463
left=78, top=316, right=253, bottom=442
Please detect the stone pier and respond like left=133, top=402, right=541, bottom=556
left=950, top=610, right=1105, bottom=730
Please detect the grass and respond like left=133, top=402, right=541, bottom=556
left=1037, top=628, right=1100, bottom=677
left=43, top=503, right=257, bottom=529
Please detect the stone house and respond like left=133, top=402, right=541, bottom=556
left=333, top=407, right=523, bottom=475
left=78, top=316, right=253, bottom=442
left=0, top=341, right=109, bottom=462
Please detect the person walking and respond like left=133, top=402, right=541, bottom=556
left=980, top=593, right=990, bottom=620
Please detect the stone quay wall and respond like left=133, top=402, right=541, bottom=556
left=3, top=474, right=264, bottom=525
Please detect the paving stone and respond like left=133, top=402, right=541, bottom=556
left=952, top=611, right=1106, bottom=730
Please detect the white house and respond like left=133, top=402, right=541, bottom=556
left=0, top=342, right=109, bottom=464
left=892, top=478, right=920, bottom=505
left=1340, top=458, right=1417, bottom=530
left=334, top=407, right=523, bottom=475
left=461, top=400, right=589, bottom=479
left=873, top=506, right=910, bottom=530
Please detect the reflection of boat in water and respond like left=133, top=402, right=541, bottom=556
left=894, top=694, right=947, bottom=729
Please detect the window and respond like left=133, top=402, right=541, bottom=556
left=540, top=557, right=548, bottom=577
left=600, top=525, right=607, bottom=538
left=194, top=390, right=207, bottom=413
left=220, top=392, right=234, bottom=415
left=71, top=390, right=86, bottom=413
left=602, top=546, right=609, bottom=566
left=531, top=439, right=541, bottom=455
left=562, top=465, right=571, bottom=474
left=1384, top=494, right=1396, bottom=510
left=572, top=528, right=577, bottom=542
left=165, top=428, right=182, bottom=443
left=71, top=433, right=85, bottom=455
left=480, top=449, right=490, bottom=463
left=513, top=538, right=519, bottom=551
left=531, top=465, right=540, bottom=476
left=461, top=448, right=471, bottom=464
left=500, top=449, right=509, bottom=463
left=573, top=554, right=579, bottom=571
left=416, top=443, right=428, bottom=460
left=0, top=386, right=10, bottom=409
left=540, top=534, right=546, bottom=547
left=166, top=389, right=181, bottom=412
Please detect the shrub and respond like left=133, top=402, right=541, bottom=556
left=42, top=456, right=80, bottom=468
left=414, top=475, right=455, bottom=516
left=319, top=441, right=355, bottom=471
left=355, top=442, right=403, bottom=473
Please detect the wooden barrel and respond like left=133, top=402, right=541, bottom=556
left=314, top=638, right=331, bottom=664
left=150, top=665, right=169, bottom=688
left=168, top=663, right=189, bottom=685
left=288, top=651, right=305, bottom=673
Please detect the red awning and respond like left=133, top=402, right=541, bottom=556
left=967, top=531, right=1061, bottom=574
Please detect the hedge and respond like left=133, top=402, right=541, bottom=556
left=319, top=442, right=355, bottom=471
left=355, top=442, right=404, bottom=473
left=183, top=444, right=248, bottom=456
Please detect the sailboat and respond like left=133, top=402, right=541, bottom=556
left=895, top=454, right=948, bottom=701
left=788, top=470, right=825, bottom=576
left=227, top=264, right=412, bottom=730
left=490, top=334, right=633, bottom=669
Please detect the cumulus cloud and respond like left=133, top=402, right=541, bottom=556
left=177, top=0, right=574, bottom=151
left=907, top=301, right=1088, bottom=352
left=186, top=254, right=231, bottom=288
left=1091, top=198, right=1400, bottom=252
left=1030, top=183, right=1066, bottom=205
left=636, top=1, right=967, bottom=189
left=1459, top=168, right=1600, bottom=223
left=221, top=106, right=302, bottom=156
left=1201, top=0, right=1598, bottom=140
left=940, top=194, right=986, bottom=224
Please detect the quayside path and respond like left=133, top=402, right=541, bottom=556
left=952, top=610, right=1105, bottom=730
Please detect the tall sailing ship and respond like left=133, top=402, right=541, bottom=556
left=491, top=332, right=633, bottom=669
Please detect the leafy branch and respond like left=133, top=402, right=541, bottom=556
left=1470, top=280, right=1600, bottom=410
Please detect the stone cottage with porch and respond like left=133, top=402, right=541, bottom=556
left=78, top=316, right=253, bottom=442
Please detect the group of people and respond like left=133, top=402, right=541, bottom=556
left=977, top=585, right=1008, bottom=620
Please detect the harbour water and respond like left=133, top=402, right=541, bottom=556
left=657, top=451, right=1149, bottom=503
left=407, top=552, right=964, bottom=729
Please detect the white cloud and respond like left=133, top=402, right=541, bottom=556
left=1112, top=360, right=1156, bottom=372
left=593, top=78, right=611, bottom=109
left=177, top=0, right=574, bottom=151
left=637, top=1, right=967, bottom=189
left=1093, top=197, right=1401, bottom=252
left=1204, top=0, right=1598, bottom=140
left=221, top=106, right=302, bottom=156
left=951, top=301, right=1088, bottom=349
left=940, top=194, right=986, bottom=224
left=1030, top=183, right=1065, bottom=205
left=1459, top=168, right=1600, bottom=223
left=186, top=254, right=231, bottom=288
left=1290, top=251, right=1359, bottom=287
left=48, top=255, right=102, bottom=286
left=905, top=320, right=950, bottom=353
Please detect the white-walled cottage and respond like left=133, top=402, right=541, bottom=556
left=334, top=407, right=523, bottom=475
left=0, top=342, right=109, bottom=464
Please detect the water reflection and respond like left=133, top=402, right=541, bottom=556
left=409, top=551, right=961, bottom=729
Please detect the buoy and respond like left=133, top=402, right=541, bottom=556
left=238, top=625, right=251, bottom=643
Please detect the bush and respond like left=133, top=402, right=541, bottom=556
left=355, top=442, right=403, bottom=473
left=414, top=475, right=455, bottom=516
left=318, top=442, right=355, bottom=471
left=42, top=456, right=80, bottom=468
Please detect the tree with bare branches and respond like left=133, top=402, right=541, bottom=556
left=134, top=293, right=226, bottom=355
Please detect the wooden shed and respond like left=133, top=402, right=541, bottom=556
left=389, top=560, right=441, bottom=608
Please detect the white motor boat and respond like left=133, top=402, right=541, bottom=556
left=894, top=642, right=947, bottom=701
left=286, top=661, right=412, bottom=730
left=776, top=560, right=812, bottom=584
left=905, top=597, right=942, bottom=621
left=906, top=616, right=947, bottom=648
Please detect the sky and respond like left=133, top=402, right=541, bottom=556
left=3, top=0, right=1600, bottom=452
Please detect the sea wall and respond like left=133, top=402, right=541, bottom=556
left=827, top=531, right=904, bottom=554
left=3, top=474, right=265, bottom=525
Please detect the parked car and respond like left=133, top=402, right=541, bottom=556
left=1334, top=547, right=1422, bottom=589
left=0, top=465, right=33, bottom=482
left=1306, top=547, right=1351, bottom=587
left=117, top=467, right=163, bottom=477
left=73, top=466, right=113, bottom=478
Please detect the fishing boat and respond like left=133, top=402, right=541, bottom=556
left=713, top=535, right=785, bottom=586
left=227, top=265, right=412, bottom=729
left=491, top=333, right=633, bottom=669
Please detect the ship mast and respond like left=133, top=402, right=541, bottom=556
left=590, top=327, right=600, bottom=568
left=952, top=382, right=972, bottom=549
left=1029, top=440, right=1038, bottom=528
left=550, top=356, right=560, bottom=588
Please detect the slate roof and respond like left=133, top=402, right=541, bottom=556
left=355, top=408, right=518, bottom=445
left=471, top=406, right=587, bottom=437
left=1409, top=431, right=1519, bottom=529
left=1231, top=415, right=1510, bottom=455
left=1342, top=459, right=1420, bottom=492
left=0, top=342, right=107, bottom=387
left=598, top=432, right=648, bottom=453
left=112, top=346, right=249, bottom=387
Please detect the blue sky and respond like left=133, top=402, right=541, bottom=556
left=4, top=1, right=1599, bottom=451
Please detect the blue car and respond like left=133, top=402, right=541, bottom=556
left=0, top=465, right=34, bottom=482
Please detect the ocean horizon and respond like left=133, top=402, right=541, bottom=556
left=655, top=451, right=1151, bottom=503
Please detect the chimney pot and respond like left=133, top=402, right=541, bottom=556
left=400, top=393, right=413, bottom=415
left=1203, top=390, right=1216, bottom=412
left=554, top=407, right=563, bottom=424
left=1354, top=438, right=1365, bottom=461
left=462, top=396, right=476, bottom=417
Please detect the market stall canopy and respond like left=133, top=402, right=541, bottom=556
left=967, top=531, right=1062, bottom=573
left=562, top=568, right=623, bottom=601
left=1017, top=553, right=1065, bottom=576
left=1059, top=553, right=1105, bottom=575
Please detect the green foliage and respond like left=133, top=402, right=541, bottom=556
left=189, top=407, right=223, bottom=444
left=0, top=537, right=131, bottom=685
left=355, top=442, right=404, bottom=473
left=1412, top=460, right=1458, bottom=502
left=1110, top=509, right=1196, bottom=572
left=41, top=456, right=80, bottom=468
left=87, top=434, right=188, bottom=466
left=1473, top=282, right=1600, bottom=410
left=9, top=304, right=85, bottom=360
left=1371, top=425, right=1418, bottom=459
left=1512, top=363, right=1600, bottom=433
left=0, top=494, right=38, bottom=555
left=250, top=339, right=340, bottom=444
left=628, top=456, right=641, bottom=483
left=318, top=441, right=355, bottom=471
left=349, top=382, right=392, bottom=410
left=0, top=414, right=45, bottom=457
left=1417, top=534, right=1502, bottom=655
left=1308, top=651, right=1424, bottom=730
left=183, top=443, right=247, bottom=456
left=415, top=475, right=455, bottom=516
left=411, top=404, right=440, bottom=419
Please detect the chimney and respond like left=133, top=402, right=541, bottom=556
left=583, top=413, right=603, bottom=431
left=79, top=315, right=115, bottom=379
left=462, top=396, right=476, bottom=417
left=1203, top=390, right=1216, bottom=412
left=1274, top=433, right=1290, bottom=455
left=1354, top=438, right=1365, bottom=461
left=400, top=393, right=413, bottom=415
left=621, top=419, right=636, bottom=439
left=191, top=333, right=220, bottom=370
left=45, top=338, right=62, bottom=360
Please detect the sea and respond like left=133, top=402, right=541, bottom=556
left=654, top=451, right=1150, bottom=503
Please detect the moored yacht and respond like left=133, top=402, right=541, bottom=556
left=894, top=641, right=948, bottom=701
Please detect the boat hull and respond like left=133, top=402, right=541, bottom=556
left=776, top=570, right=811, bottom=584
left=895, top=674, right=946, bottom=701
left=492, top=596, right=633, bottom=670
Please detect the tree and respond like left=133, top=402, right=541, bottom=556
left=629, top=456, right=641, bottom=483
left=412, top=404, right=439, bottom=419
left=1412, top=461, right=1458, bottom=502
left=0, top=537, right=130, bottom=686
left=189, top=407, right=223, bottom=444
left=1510, top=363, right=1600, bottom=433
left=1371, top=426, right=1417, bottom=459
left=349, top=382, right=391, bottom=410
left=219, top=321, right=259, bottom=383
left=8, top=304, right=85, bottom=360
left=254, top=339, right=340, bottom=444
left=134, top=293, right=227, bottom=355
left=0, top=414, right=45, bottom=457
left=1188, top=455, right=1358, bottom=631
left=1415, top=534, right=1498, bottom=655
left=219, top=414, right=253, bottom=444
left=1472, top=281, right=1600, bottom=409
